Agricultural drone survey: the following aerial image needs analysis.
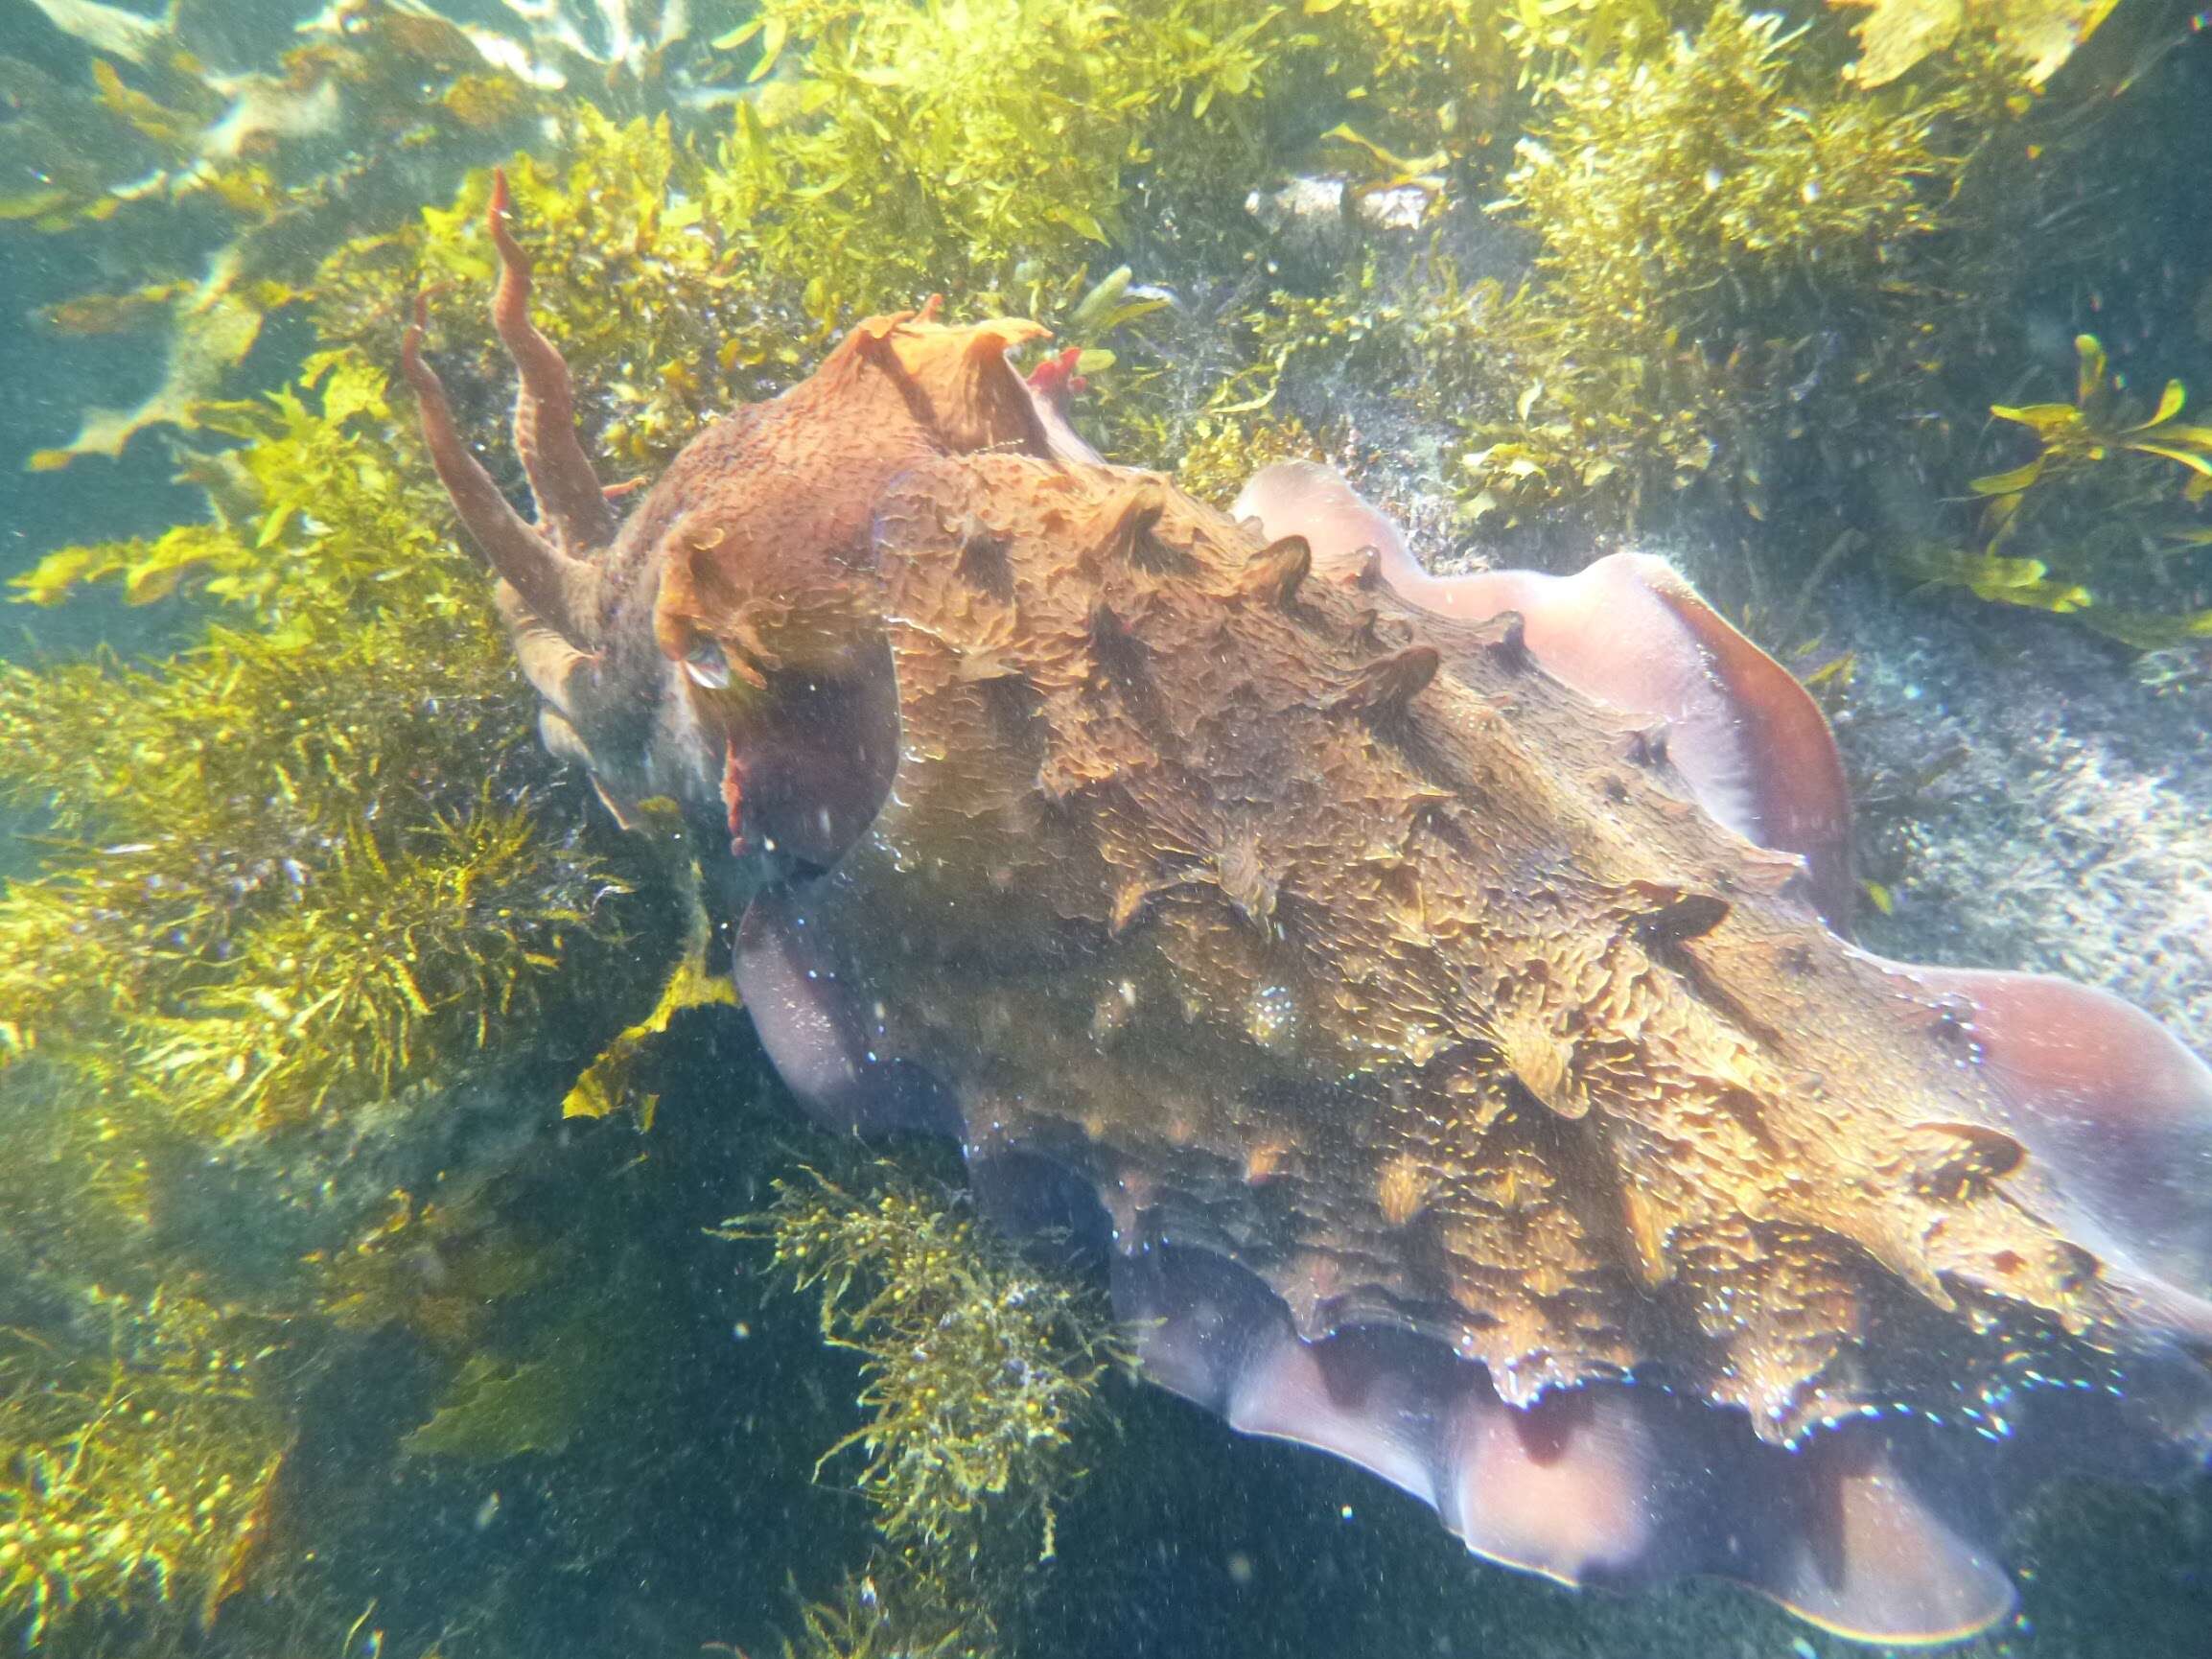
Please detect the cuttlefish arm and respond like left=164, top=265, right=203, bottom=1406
left=1234, top=460, right=1854, bottom=926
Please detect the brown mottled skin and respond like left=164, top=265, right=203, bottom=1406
left=406, top=177, right=2212, bottom=1640
left=790, top=450, right=2201, bottom=1429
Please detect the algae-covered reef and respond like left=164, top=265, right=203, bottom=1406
left=2, top=1, right=2209, bottom=1656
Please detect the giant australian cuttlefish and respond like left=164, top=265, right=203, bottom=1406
left=403, top=175, right=2212, bottom=1643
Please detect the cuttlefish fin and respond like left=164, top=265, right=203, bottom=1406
left=1234, top=461, right=1853, bottom=926
left=1107, top=1240, right=2016, bottom=1644
left=1870, top=958, right=2212, bottom=1346
left=1742, top=1432, right=2015, bottom=1645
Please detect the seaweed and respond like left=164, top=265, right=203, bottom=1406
left=771, top=1570, right=988, bottom=1659
left=562, top=844, right=738, bottom=1126
left=1903, top=332, right=2212, bottom=645
left=1300, top=0, right=1519, bottom=187
left=1833, top=0, right=2120, bottom=89
left=0, top=1286, right=291, bottom=1646
left=727, top=1166, right=1121, bottom=1654
left=0, top=306, right=653, bottom=1641
left=731, top=0, right=1284, bottom=288
left=1431, top=1, right=1984, bottom=542
left=733, top=1169, right=1119, bottom=1574
left=7, top=1, right=781, bottom=462
left=1176, top=414, right=1330, bottom=506
left=3, top=347, right=624, bottom=1127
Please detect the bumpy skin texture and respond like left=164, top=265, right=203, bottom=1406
left=410, top=194, right=2212, bottom=1644
left=779, top=452, right=2212, bottom=1419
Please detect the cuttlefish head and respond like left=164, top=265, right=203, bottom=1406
left=403, top=179, right=1071, bottom=900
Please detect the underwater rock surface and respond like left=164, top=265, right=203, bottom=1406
left=406, top=183, right=2212, bottom=1646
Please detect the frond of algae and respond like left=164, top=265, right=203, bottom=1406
left=128, top=803, right=605, bottom=1140
left=731, top=1169, right=1120, bottom=1576
left=1833, top=0, right=2120, bottom=90
left=1898, top=331, right=2212, bottom=646
left=0, top=1285, right=291, bottom=1647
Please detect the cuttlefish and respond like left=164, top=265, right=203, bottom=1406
left=403, top=175, right=2212, bottom=1643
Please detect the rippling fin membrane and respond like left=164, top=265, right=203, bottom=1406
left=1115, top=1244, right=2014, bottom=1642
left=1870, top=960, right=2212, bottom=1350
left=1235, top=460, right=1853, bottom=924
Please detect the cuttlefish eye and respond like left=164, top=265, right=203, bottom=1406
left=684, top=637, right=734, bottom=690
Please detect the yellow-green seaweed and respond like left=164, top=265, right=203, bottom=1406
left=0, top=1286, right=290, bottom=1646
left=775, top=1568, right=990, bottom=1659
left=733, top=1168, right=1118, bottom=1573
left=1907, top=332, right=2212, bottom=644
left=0, top=304, right=656, bottom=1643
left=1433, top=1, right=1982, bottom=537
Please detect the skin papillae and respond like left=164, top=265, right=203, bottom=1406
left=406, top=177, right=2212, bottom=1645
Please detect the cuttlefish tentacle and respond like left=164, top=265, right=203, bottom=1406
left=401, top=293, right=604, bottom=653
left=485, top=168, right=618, bottom=555
left=493, top=580, right=594, bottom=714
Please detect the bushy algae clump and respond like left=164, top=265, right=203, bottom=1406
left=738, top=1170, right=1117, bottom=1565
left=0, top=329, right=645, bottom=1645
left=775, top=1570, right=990, bottom=1659
left=0, top=1287, right=289, bottom=1646
left=2, top=357, right=622, bottom=1146
left=733, top=1167, right=1120, bottom=1650
left=1427, top=0, right=1983, bottom=540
